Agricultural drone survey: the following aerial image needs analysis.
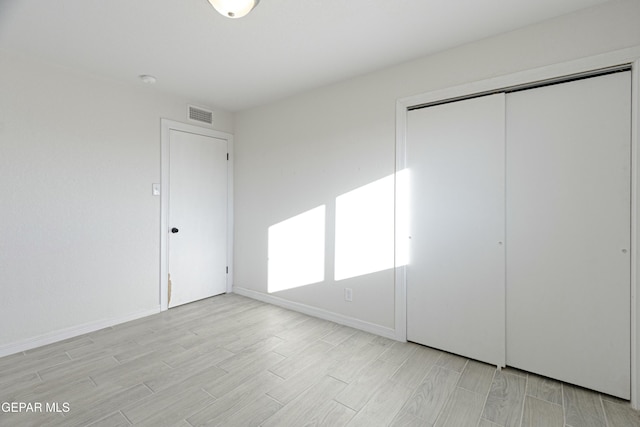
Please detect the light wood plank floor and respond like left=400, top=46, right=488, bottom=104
left=1, top=294, right=639, bottom=426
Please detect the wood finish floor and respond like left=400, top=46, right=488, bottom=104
left=1, top=293, right=639, bottom=427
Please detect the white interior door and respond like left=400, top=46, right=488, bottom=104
left=168, top=129, right=227, bottom=308
left=505, top=72, right=631, bottom=398
left=406, top=94, right=506, bottom=366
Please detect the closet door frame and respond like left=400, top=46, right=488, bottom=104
left=395, top=47, right=640, bottom=408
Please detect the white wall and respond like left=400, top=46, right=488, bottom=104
left=233, top=0, right=640, bottom=333
left=0, top=51, right=233, bottom=355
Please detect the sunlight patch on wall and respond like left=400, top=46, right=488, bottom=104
left=395, top=169, right=410, bottom=268
left=268, top=205, right=326, bottom=293
left=335, top=174, right=397, bottom=281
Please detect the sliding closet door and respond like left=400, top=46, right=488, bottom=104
left=506, top=72, right=631, bottom=398
left=406, top=94, right=505, bottom=367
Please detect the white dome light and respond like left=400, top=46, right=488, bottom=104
left=208, top=0, right=260, bottom=19
left=139, top=75, right=157, bottom=84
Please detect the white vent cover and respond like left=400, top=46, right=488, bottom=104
left=188, top=105, right=213, bottom=125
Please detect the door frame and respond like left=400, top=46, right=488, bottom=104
left=160, top=119, right=234, bottom=311
left=395, top=46, right=640, bottom=407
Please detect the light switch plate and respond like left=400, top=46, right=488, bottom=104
left=152, top=183, right=161, bottom=196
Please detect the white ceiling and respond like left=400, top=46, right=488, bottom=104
left=0, top=0, right=613, bottom=112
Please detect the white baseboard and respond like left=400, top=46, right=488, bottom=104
left=0, top=307, right=161, bottom=358
left=233, top=286, right=400, bottom=341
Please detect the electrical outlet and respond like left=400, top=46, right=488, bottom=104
left=345, top=288, right=353, bottom=302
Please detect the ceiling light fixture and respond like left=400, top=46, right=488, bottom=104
left=208, top=0, right=260, bottom=19
left=139, top=74, right=157, bottom=84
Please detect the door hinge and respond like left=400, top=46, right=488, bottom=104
left=227, top=153, right=229, bottom=161
left=226, top=266, right=229, bottom=274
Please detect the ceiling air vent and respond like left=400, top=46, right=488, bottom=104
left=188, top=105, right=213, bottom=125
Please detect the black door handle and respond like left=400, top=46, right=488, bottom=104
left=171, top=227, right=179, bottom=233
